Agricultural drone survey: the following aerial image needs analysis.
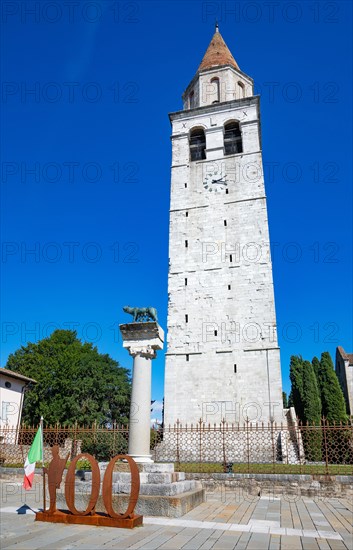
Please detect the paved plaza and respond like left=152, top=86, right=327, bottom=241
left=1, top=481, right=352, bottom=549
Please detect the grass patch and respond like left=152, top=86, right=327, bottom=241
left=175, top=462, right=353, bottom=475
left=177, top=462, right=225, bottom=473
left=0, top=462, right=50, bottom=469
left=0, top=459, right=92, bottom=471
left=232, top=463, right=353, bottom=475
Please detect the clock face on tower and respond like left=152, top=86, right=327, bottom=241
left=203, top=164, right=229, bottom=193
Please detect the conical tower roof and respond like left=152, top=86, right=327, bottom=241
left=198, top=24, right=240, bottom=72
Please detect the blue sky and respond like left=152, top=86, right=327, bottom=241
left=1, top=0, right=352, bottom=419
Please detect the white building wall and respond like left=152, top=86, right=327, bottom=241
left=0, top=374, right=25, bottom=430
left=335, top=350, right=353, bottom=416
left=183, top=66, right=253, bottom=110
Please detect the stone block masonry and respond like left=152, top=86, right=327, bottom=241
left=164, top=30, right=284, bottom=430
left=164, top=95, right=283, bottom=427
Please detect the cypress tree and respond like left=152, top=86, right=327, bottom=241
left=282, top=391, right=288, bottom=409
left=302, top=361, right=322, bottom=424
left=312, top=356, right=320, bottom=384
left=289, top=355, right=305, bottom=421
left=318, top=352, right=347, bottom=423
left=318, top=352, right=349, bottom=464
left=302, top=360, right=322, bottom=460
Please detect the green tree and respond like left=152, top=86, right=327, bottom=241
left=289, top=355, right=305, bottom=421
left=81, top=431, right=128, bottom=461
left=301, top=360, right=322, bottom=460
left=302, top=361, right=321, bottom=424
left=282, top=391, right=288, bottom=409
left=289, top=356, right=322, bottom=423
left=317, top=352, right=347, bottom=423
left=311, top=356, right=320, bottom=383
left=317, top=352, right=350, bottom=464
left=6, top=330, right=131, bottom=426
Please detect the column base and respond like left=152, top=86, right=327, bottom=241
left=128, top=454, right=154, bottom=463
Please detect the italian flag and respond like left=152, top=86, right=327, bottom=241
left=23, top=424, right=43, bottom=490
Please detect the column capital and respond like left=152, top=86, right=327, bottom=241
left=120, top=322, right=164, bottom=359
left=128, top=345, right=156, bottom=359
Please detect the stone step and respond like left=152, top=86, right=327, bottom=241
left=139, top=462, right=175, bottom=473
left=113, top=479, right=201, bottom=496
left=112, top=471, right=185, bottom=484
left=98, top=461, right=175, bottom=474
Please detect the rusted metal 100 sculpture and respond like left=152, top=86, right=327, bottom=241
left=36, top=447, right=142, bottom=529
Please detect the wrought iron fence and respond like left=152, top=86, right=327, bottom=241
left=152, top=419, right=353, bottom=475
left=0, top=423, right=129, bottom=467
left=1, top=420, right=352, bottom=476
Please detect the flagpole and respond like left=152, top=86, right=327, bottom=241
left=40, top=416, right=46, bottom=512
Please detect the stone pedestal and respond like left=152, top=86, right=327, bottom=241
left=109, top=462, right=204, bottom=517
left=70, top=462, right=204, bottom=518
left=120, top=322, right=164, bottom=463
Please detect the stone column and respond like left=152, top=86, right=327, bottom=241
left=120, top=322, right=164, bottom=463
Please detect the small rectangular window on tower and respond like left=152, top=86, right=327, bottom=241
left=185, top=240, right=188, bottom=248
left=224, top=220, right=227, bottom=226
left=214, top=330, right=217, bottom=336
left=185, top=183, right=187, bottom=188
left=186, top=354, right=189, bottom=362
left=185, top=278, right=187, bottom=286
left=225, top=189, right=229, bottom=194
left=228, top=284, right=231, bottom=290
left=230, top=254, right=233, bottom=263
left=185, top=314, right=188, bottom=323
left=185, top=211, right=188, bottom=217
left=234, top=364, right=237, bottom=374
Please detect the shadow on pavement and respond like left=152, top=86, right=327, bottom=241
left=16, top=504, right=36, bottom=514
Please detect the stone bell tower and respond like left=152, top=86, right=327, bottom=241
left=164, top=25, right=283, bottom=427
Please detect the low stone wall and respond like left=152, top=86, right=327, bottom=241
left=2, top=467, right=352, bottom=500
left=184, top=472, right=353, bottom=499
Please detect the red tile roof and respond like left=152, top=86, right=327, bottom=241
left=0, top=367, right=36, bottom=384
left=198, top=28, right=240, bottom=72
